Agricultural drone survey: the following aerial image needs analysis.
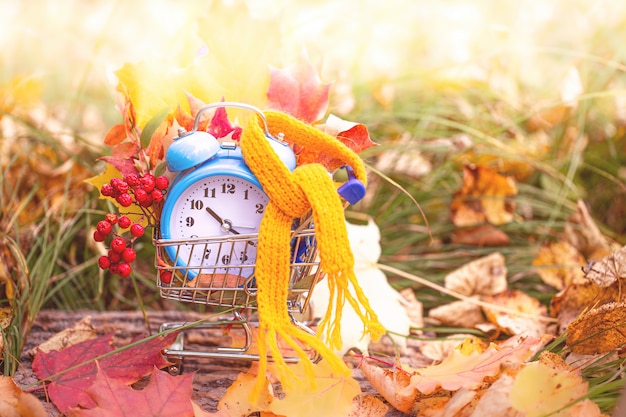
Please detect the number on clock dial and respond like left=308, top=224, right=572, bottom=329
left=169, top=175, right=268, bottom=277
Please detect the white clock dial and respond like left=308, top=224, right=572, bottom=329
left=167, top=175, right=268, bottom=278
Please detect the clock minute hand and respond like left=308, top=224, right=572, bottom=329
left=205, top=207, right=240, bottom=235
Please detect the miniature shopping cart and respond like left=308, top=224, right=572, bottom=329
left=154, top=215, right=322, bottom=374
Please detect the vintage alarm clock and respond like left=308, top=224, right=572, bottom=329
left=160, top=102, right=296, bottom=279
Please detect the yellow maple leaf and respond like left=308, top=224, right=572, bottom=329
left=217, top=360, right=359, bottom=417
left=115, top=61, right=182, bottom=130
left=268, top=360, right=361, bottom=417
left=510, top=352, right=603, bottom=417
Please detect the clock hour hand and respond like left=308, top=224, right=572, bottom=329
left=205, top=207, right=240, bottom=235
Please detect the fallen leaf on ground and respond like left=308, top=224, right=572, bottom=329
left=482, top=289, right=548, bottom=337
left=348, top=395, right=389, bottom=417
left=410, top=335, right=543, bottom=395
left=582, top=245, right=626, bottom=288
left=32, top=332, right=177, bottom=415
left=0, top=376, right=48, bottom=417
left=419, top=335, right=484, bottom=363
left=217, top=370, right=274, bottom=417
left=450, top=164, right=517, bottom=227
left=70, top=365, right=195, bottom=417
left=358, top=359, right=415, bottom=414
left=218, top=360, right=360, bottom=417
left=532, top=241, right=587, bottom=290
left=510, top=351, right=604, bottom=417
left=444, top=252, right=508, bottom=297
left=427, top=299, right=484, bottom=329
left=30, top=316, right=97, bottom=355
left=550, top=281, right=604, bottom=332
left=269, top=359, right=361, bottom=417
left=566, top=301, right=626, bottom=354
left=361, top=335, right=550, bottom=415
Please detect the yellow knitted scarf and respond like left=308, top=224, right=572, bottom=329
left=240, top=111, right=385, bottom=401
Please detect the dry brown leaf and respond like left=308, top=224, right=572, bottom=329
left=532, top=241, right=587, bottom=290
left=583, top=245, right=626, bottom=288
left=419, top=335, right=484, bottom=363
left=450, top=164, right=517, bottom=227
left=428, top=299, right=485, bottom=329
left=30, top=316, right=97, bottom=356
left=450, top=224, right=511, bottom=246
left=0, top=376, right=48, bottom=417
left=550, top=281, right=604, bottom=333
left=444, top=252, right=508, bottom=297
left=348, top=395, right=389, bottom=417
left=482, top=290, right=548, bottom=337
left=566, top=301, right=626, bottom=354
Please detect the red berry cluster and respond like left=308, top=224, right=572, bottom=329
left=100, top=173, right=169, bottom=208
left=94, top=173, right=169, bottom=277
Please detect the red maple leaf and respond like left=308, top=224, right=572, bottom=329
left=70, top=365, right=195, bottom=417
left=32, top=332, right=177, bottom=415
left=296, top=114, right=378, bottom=169
left=267, top=51, right=331, bottom=124
left=208, top=106, right=242, bottom=140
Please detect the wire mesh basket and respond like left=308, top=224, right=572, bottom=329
left=154, top=214, right=322, bottom=313
left=153, top=213, right=323, bottom=373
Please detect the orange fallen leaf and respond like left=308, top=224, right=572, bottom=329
left=358, top=360, right=415, bottom=414
left=0, top=376, right=48, bottom=417
left=450, top=164, right=517, bottom=227
left=532, top=241, right=587, bottom=290
left=566, top=301, right=626, bottom=354
left=550, top=281, right=604, bottom=333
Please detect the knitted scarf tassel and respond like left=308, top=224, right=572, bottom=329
left=240, top=111, right=385, bottom=401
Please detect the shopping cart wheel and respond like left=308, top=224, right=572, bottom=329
left=166, top=357, right=184, bottom=376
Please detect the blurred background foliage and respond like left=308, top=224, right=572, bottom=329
left=1, top=0, right=626, bottom=378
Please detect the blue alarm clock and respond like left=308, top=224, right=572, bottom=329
left=160, top=102, right=296, bottom=279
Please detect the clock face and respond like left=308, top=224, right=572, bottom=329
left=165, top=174, right=268, bottom=278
